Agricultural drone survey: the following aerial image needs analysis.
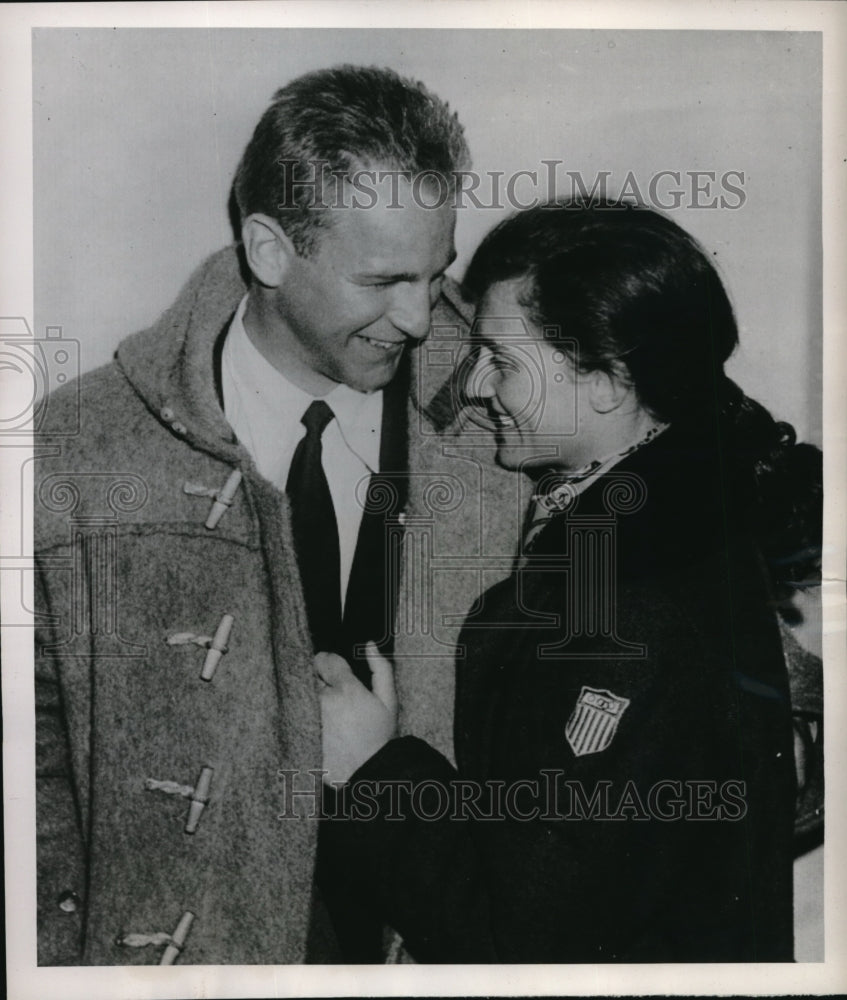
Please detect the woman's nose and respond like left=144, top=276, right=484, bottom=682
left=468, top=347, right=499, bottom=400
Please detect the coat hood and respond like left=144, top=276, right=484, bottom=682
left=115, top=245, right=475, bottom=459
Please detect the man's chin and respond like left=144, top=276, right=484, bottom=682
left=342, top=359, right=404, bottom=394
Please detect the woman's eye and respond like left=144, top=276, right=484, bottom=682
left=493, top=353, right=521, bottom=374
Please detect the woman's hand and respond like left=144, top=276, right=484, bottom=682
left=315, top=641, right=397, bottom=786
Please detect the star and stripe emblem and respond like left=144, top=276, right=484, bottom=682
left=565, top=686, right=631, bottom=757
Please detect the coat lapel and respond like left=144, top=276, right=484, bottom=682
left=341, top=358, right=410, bottom=684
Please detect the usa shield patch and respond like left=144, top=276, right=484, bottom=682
left=565, top=686, right=630, bottom=757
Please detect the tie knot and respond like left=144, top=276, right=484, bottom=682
left=301, top=399, right=335, bottom=437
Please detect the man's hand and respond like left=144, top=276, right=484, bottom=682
left=315, top=641, right=397, bottom=786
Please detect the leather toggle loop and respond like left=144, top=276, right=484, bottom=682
left=182, top=469, right=243, bottom=529
left=165, top=631, right=215, bottom=649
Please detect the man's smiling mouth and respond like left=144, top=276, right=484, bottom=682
left=356, top=334, right=404, bottom=352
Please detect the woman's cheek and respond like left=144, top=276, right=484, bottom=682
left=508, top=370, right=538, bottom=428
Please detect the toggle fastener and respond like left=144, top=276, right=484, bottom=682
left=184, top=766, right=213, bottom=834
left=116, top=910, right=195, bottom=965
left=161, top=910, right=195, bottom=965
left=201, top=614, right=234, bottom=681
left=145, top=766, right=214, bottom=834
left=166, top=613, right=234, bottom=682
left=183, top=469, right=242, bottom=529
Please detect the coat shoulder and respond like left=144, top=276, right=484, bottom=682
left=436, top=275, right=474, bottom=328
left=34, top=359, right=225, bottom=552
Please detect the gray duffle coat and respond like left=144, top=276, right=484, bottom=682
left=34, top=246, right=521, bottom=965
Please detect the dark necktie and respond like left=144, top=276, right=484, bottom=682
left=286, top=399, right=341, bottom=652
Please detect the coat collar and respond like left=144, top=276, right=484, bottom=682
left=116, top=244, right=474, bottom=461
left=528, top=419, right=757, bottom=575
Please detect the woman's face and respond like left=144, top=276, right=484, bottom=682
left=468, top=280, right=588, bottom=472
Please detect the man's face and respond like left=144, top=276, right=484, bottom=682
left=269, top=177, right=456, bottom=394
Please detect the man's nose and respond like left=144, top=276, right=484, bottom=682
left=388, top=283, right=432, bottom=341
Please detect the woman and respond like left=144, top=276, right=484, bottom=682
left=316, top=201, right=799, bottom=963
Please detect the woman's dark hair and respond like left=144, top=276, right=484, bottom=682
left=463, top=199, right=821, bottom=572
left=464, top=199, right=741, bottom=424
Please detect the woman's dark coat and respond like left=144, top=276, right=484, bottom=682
left=327, top=422, right=796, bottom=963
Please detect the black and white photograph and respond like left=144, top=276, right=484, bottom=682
left=2, top=2, right=845, bottom=998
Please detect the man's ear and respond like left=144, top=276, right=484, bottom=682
left=587, top=368, right=631, bottom=414
left=241, top=213, right=297, bottom=288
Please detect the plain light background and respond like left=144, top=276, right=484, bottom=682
left=34, top=28, right=821, bottom=445
left=29, top=25, right=824, bottom=962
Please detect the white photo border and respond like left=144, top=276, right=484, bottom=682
left=2, top=2, right=845, bottom=998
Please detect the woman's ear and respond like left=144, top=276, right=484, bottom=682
left=241, top=213, right=296, bottom=288
left=587, top=368, right=631, bottom=414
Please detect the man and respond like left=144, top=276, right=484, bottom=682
left=34, top=65, right=521, bottom=965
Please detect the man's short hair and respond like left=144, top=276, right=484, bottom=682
left=233, top=64, right=470, bottom=255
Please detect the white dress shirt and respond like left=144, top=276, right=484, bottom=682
left=221, top=295, right=382, bottom=608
